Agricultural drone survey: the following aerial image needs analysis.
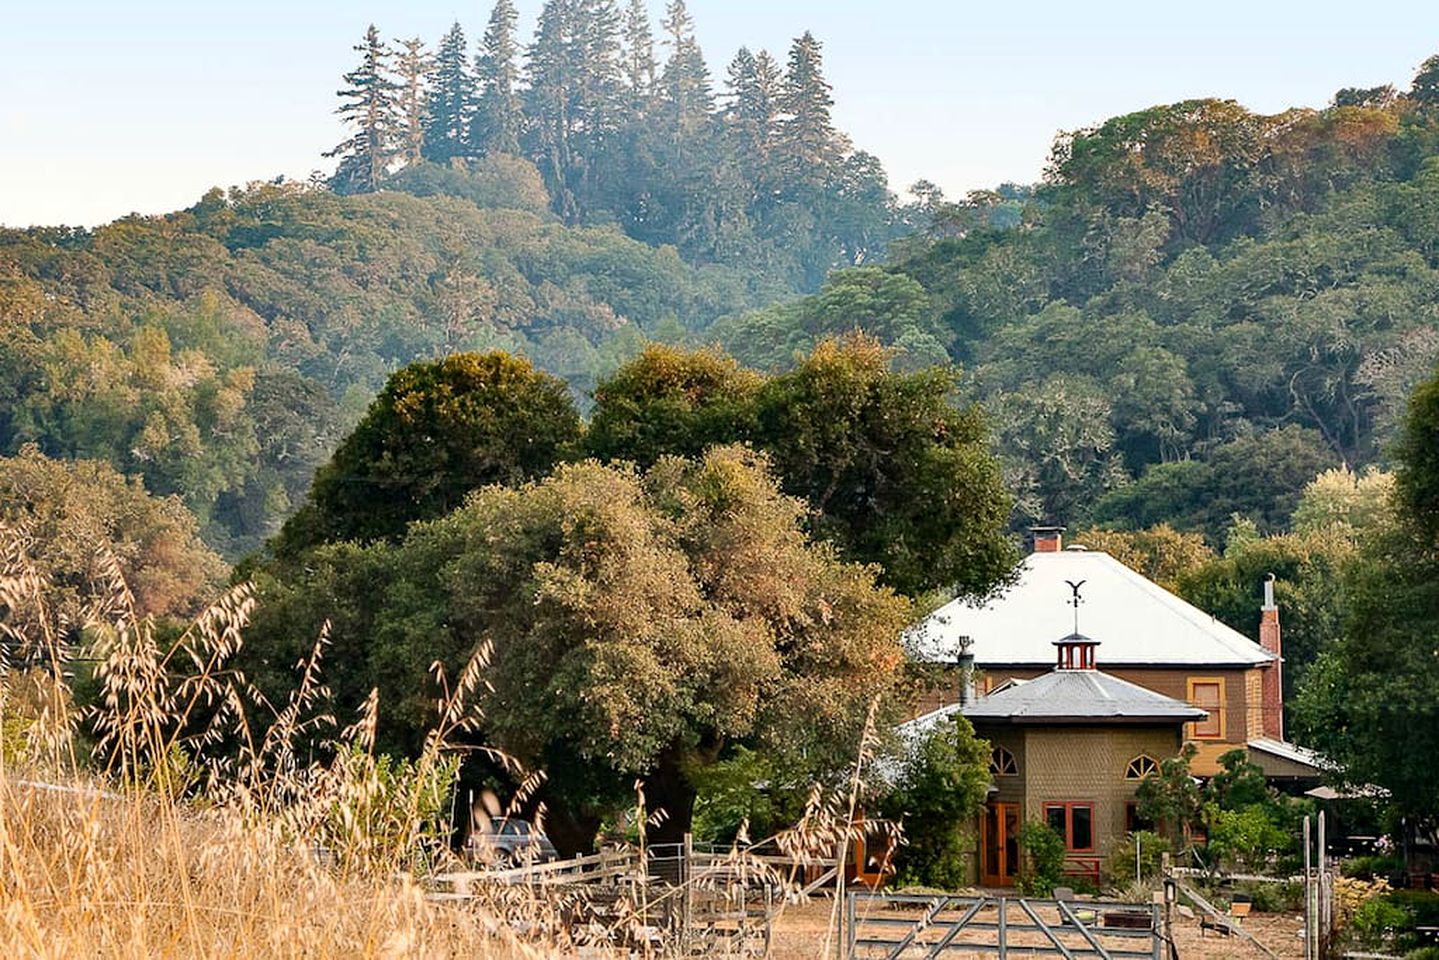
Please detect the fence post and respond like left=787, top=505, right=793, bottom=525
left=681, top=832, right=693, bottom=953
left=998, top=897, right=1008, bottom=959
left=1160, top=852, right=1173, bottom=959
left=1303, top=815, right=1313, bottom=960
left=1318, top=811, right=1329, bottom=960
left=844, top=890, right=856, bottom=960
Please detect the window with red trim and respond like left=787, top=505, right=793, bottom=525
left=1042, top=802, right=1095, bottom=852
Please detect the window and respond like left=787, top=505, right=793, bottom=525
left=990, top=746, right=1018, bottom=777
left=1125, top=802, right=1155, bottom=835
left=1042, top=802, right=1095, bottom=852
left=1187, top=678, right=1226, bottom=740
left=1125, top=755, right=1159, bottom=781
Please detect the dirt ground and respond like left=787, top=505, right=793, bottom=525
left=766, top=898, right=1306, bottom=959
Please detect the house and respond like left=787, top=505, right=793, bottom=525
left=903, top=633, right=1205, bottom=885
left=908, top=527, right=1319, bottom=781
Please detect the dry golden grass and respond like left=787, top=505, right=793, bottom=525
left=0, top=523, right=572, bottom=958
left=0, top=519, right=887, bottom=959
left=0, top=775, right=549, bottom=959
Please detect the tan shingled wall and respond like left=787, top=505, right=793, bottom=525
left=1018, top=725, right=1185, bottom=868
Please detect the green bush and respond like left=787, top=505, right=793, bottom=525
left=1391, top=890, right=1439, bottom=928
left=1403, top=947, right=1439, bottom=960
left=1239, top=880, right=1302, bottom=914
left=1106, top=830, right=1172, bottom=887
left=1351, top=896, right=1414, bottom=944
left=884, top=716, right=993, bottom=891
left=1344, top=854, right=1406, bottom=882
left=1017, top=820, right=1067, bottom=897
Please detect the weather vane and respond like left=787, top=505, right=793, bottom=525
left=1064, top=579, right=1086, bottom=635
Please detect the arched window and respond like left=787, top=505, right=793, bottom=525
left=990, top=746, right=1018, bottom=777
left=1125, top=754, right=1159, bottom=781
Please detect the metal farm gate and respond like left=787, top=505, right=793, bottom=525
left=845, top=892, right=1164, bottom=959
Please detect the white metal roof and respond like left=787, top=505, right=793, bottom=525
left=909, top=548, right=1275, bottom=668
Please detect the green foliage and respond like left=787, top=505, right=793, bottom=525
left=1351, top=896, right=1414, bottom=943
left=386, top=155, right=550, bottom=214
left=244, top=446, right=912, bottom=846
left=689, top=746, right=779, bottom=845
left=1343, top=854, right=1406, bottom=882
left=1203, top=802, right=1290, bottom=873
left=1135, top=744, right=1203, bottom=846
left=1091, top=427, right=1339, bottom=543
left=584, top=344, right=762, bottom=468
left=1105, top=830, right=1171, bottom=888
left=1070, top=525, right=1213, bottom=591
left=756, top=338, right=1016, bottom=597
left=1016, top=819, right=1067, bottom=897
left=275, top=352, right=580, bottom=553
left=586, top=338, right=1017, bottom=598
left=1297, top=365, right=1439, bottom=832
left=0, top=446, right=226, bottom=621
left=0, top=185, right=770, bottom=555
left=884, top=715, right=992, bottom=890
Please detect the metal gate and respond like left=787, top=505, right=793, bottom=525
left=845, top=892, right=1164, bottom=959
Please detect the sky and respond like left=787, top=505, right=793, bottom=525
left=2, top=1, right=1438, bottom=228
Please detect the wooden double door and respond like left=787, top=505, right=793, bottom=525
left=981, top=801, right=1021, bottom=887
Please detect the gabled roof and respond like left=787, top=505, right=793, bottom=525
left=909, top=548, right=1274, bottom=668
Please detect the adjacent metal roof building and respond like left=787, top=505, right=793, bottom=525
left=909, top=547, right=1275, bottom=668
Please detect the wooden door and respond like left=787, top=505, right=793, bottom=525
left=981, top=802, right=1020, bottom=886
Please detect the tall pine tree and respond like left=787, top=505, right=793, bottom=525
left=659, top=0, right=712, bottom=139
left=327, top=24, right=399, bottom=194
left=775, top=31, right=843, bottom=194
left=394, top=37, right=431, bottom=168
left=622, top=0, right=657, bottom=112
left=723, top=47, right=780, bottom=194
left=423, top=22, right=474, bottom=163
left=528, top=0, right=582, bottom=221
left=472, top=0, right=524, bottom=156
left=571, top=0, right=625, bottom=209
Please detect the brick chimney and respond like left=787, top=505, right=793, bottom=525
left=1031, top=526, right=1065, bottom=553
left=1259, top=574, right=1284, bottom=740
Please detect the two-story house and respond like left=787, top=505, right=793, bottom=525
left=908, top=528, right=1319, bottom=780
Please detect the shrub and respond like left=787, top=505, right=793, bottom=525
left=1239, top=880, right=1302, bottom=914
left=1351, top=896, right=1414, bottom=945
left=1017, top=819, right=1067, bottom=897
left=1404, top=947, right=1439, bottom=960
left=884, top=716, right=993, bottom=890
left=1344, top=854, right=1407, bottom=882
left=1106, top=830, right=1172, bottom=887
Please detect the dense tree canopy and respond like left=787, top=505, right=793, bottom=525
left=275, top=352, right=581, bottom=554
left=584, top=338, right=1017, bottom=597
left=0, top=447, right=226, bottom=627
left=1297, top=366, right=1439, bottom=831
left=244, top=446, right=911, bottom=850
left=325, top=3, right=911, bottom=293
left=0, top=185, right=771, bottom=556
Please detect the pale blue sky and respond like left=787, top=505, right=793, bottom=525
left=2, top=1, right=1436, bottom=227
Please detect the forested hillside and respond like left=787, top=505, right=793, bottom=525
left=4, top=36, right=1439, bottom=558
left=0, top=185, right=774, bottom=556
left=0, top=0, right=909, bottom=558
left=718, top=63, right=1439, bottom=540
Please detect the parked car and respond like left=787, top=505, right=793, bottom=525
left=466, top=818, right=559, bottom=868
